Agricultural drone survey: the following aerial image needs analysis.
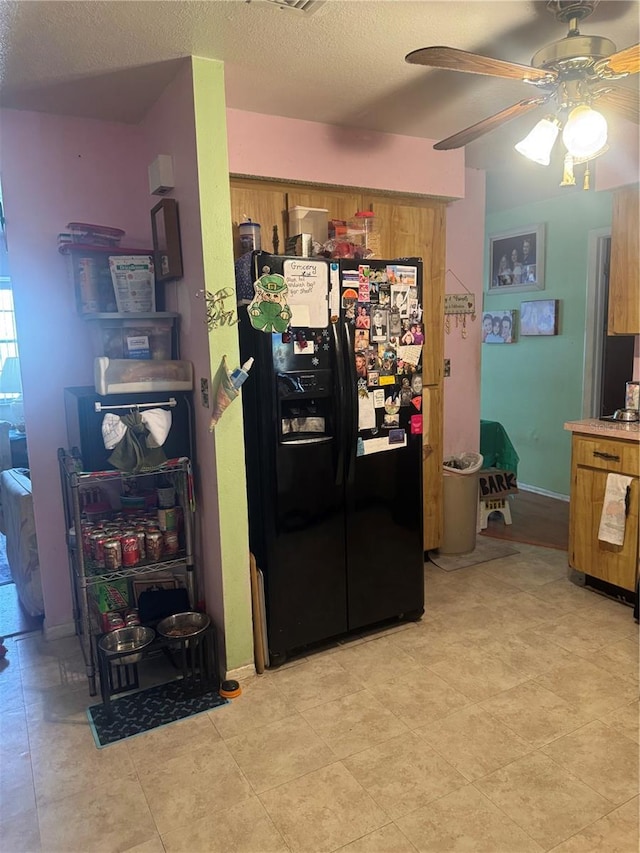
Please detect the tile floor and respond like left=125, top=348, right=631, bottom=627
left=0, top=543, right=638, bottom=853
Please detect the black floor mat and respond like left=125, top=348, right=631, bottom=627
left=87, top=679, right=227, bottom=748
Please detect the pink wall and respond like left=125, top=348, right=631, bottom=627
left=596, top=118, right=640, bottom=191
left=139, top=63, right=228, bottom=650
left=226, top=109, right=465, bottom=199
left=443, top=168, right=486, bottom=457
left=0, top=110, right=151, bottom=629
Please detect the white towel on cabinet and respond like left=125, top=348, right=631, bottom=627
left=598, top=473, right=633, bottom=546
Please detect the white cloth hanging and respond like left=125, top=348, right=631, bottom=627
left=101, top=408, right=172, bottom=450
left=598, top=473, right=633, bottom=546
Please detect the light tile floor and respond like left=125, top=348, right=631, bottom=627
left=0, top=543, right=638, bottom=853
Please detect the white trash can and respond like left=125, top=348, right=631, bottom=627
left=440, top=452, right=484, bottom=555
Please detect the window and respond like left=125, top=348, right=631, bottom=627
left=0, top=279, right=19, bottom=400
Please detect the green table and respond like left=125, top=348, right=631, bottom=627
left=480, top=420, right=519, bottom=476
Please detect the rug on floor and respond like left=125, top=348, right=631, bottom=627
left=428, top=538, right=519, bottom=571
left=87, top=679, right=228, bottom=748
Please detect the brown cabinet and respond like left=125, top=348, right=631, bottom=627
left=568, top=432, right=639, bottom=592
left=229, top=177, right=446, bottom=551
left=608, top=185, right=639, bottom=335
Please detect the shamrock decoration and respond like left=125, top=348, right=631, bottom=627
left=247, top=269, right=292, bottom=334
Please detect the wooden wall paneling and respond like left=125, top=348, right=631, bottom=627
left=608, top=185, right=640, bottom=335
left=229, top=180, right=288, bottom=257
left=423, top=383, right=444, bottom=552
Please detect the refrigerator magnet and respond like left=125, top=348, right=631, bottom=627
left=389, top=429, right=405, bottom=445
left=372, top=389, right=385, bottom=408
left=410, top=415, right=423, bottom=435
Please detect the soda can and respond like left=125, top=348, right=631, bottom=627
left=91, top=532, right=108, bottom=568
left=163, top=530, right=179, bottom=556
left=145, top=530, right=164, bottom=562
left=106, top=611, right=125, bottom=631
left=134, top=530, right=146, bottom=562
left=121, top=534, right=140, bottom=567
left=124, top=609, right=140, bottom=626
left=104, top=538, right=122, bottom=571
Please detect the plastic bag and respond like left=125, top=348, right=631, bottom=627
left=443, top=452, right=483, bottom=475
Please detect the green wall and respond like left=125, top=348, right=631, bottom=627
left=482, top=190, right=613, bottom=496
left=192, top=57, right=254, bottom=670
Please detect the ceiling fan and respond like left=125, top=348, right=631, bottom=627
left=406, top=1, right=639, bottom=181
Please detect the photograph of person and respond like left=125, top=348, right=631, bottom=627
left=483, top=310, right=516, bottom=344
left=355, top=303, right=370, bottom=329
left=355, top=351, right=367, bottom=378
left=355, top=329, right=370, bottom=352
left=379, top=345, right=397, bottom=375
left=411, top=322, right=424, bottom=344
left=371, top=307, right=388, bottom=342
left=367, top=371, right=379, bottom=386
left=490, top=228, right=540, bottom=290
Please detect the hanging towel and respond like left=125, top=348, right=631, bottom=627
left=598, top=473, right=633, bottom=546
left=105, top=411, right=168, bottom=474
left=102, top=409, right=172, bottom=450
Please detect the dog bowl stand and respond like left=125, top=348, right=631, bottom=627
left=97, top=625, right=219, bottom=717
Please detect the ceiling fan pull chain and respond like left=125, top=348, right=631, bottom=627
left=560, top=153, right=576, bottom=186
left=583, top=163, right=591, bottom=190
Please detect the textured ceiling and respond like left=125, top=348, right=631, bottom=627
left=0, top=0, right=638, bottom=192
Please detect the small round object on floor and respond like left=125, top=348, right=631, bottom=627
left=220, top=679, right=242, bottom=699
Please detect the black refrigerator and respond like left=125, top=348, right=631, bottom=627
left=238, top=252, right=424, bottom=664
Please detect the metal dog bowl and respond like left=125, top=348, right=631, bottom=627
left=157, top=611, right=210, bottom=646
left=98, top=625, right=155, bottom=665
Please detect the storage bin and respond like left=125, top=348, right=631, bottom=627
left=85, top=313, right=178, bottom=360
left=94, top=357, right=193, bottom=395
left=287, top=207, right=329, bottom=244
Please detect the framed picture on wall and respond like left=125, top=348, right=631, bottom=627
left=488, top=223, right=544, bottom=293
left=520, top=299, right=559, bottom=336
left=482, top=309, right=516, bottom=344
left=151, top=198, right=183, bottom=282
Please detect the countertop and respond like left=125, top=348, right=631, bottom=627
left=564, top=418, right=640, bottom=441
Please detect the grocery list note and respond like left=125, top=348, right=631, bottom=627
left=284, top=259, right=329, bottom=328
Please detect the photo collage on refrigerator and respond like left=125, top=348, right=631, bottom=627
left=343, top=263, right=423, bottom=454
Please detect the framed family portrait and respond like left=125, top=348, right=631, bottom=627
left=482, top=309, right=516, bottom=344
left=488, top=223, right=544, bottom=293
left=520, top=299, right=559, bottom=336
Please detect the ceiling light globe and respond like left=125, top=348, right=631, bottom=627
left=515, top=117, right=560, bottom=166
left=562, top=105, right=608, bottom=159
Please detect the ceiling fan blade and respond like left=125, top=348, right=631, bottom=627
left=594, top=85, right=640, bottom=124
left=595, top=43, right=640, bottom=77
left=433, top=96, right=550, bottom=150
left=406, top=46, right=557, bottom=83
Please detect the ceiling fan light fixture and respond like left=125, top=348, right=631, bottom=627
left=562, top=104, right=608, bottom=158
left=515, top=116, right=561, bottom=165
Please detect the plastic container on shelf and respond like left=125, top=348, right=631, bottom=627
left=239, top=219, right=261, bottom=253
left=287, top=207, right=329, bottom=245
left=94, top=357, right=193, bottom=395
left=348, top=211, right=381, bottom=257
left=85, top=313, right=178, bottom=360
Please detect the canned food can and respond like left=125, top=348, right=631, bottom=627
left=124, top=609, right=140, bottom=626
left=157, top=507, right=177, bottom=532
left=81, top=526, right=95, bottom=557
left=145, top=530, right=164, bottom=562
left=104, top=538, right=123, bottom=570
left=163, top=530, right=179, bottom=556
left=121, top=534, right=139, bottom=567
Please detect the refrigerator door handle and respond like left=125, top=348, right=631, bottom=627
left=344, top=320, right=358, bottom=486
left=332, top=321, right=346, bottom=486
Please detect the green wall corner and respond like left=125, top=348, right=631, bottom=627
left=191, top=57, right=253, bottom=671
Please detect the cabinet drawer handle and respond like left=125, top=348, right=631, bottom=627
left=593, top=451, right=620, bottom=461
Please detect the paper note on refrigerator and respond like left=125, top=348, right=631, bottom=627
left=358, top=393, right=376, bottom=430
left=284, top=259, right=328, bottom=327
